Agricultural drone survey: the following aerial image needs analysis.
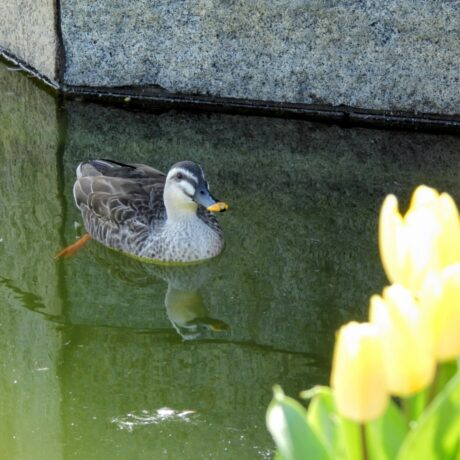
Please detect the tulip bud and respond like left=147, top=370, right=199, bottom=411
left=379, top=186, right=460, bottom=295
left=420, top=263, right=460, bottom=362
left=370, top=285, right=435, bottom=396
left=331, top=322, right=388, bottom=422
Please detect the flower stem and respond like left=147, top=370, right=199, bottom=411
left=427, top=364, right=440, bottom=406
left=360, top=423, right=369, bottom=460
left=401, top=397, right=411, bottom=426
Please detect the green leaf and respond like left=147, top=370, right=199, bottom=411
left=306, top=388, right=361, bottom=460
left=338, top=416, right=362, bottom=460
left=306, top=387, right=406, bottom=460
left=305, top=386, right=360, bottom=460
left=397, top=372, right=460, bottom=460
left=402, top=388, right=429, bottom=423
left=301, top=385, right=331, bottom=401
left=306, top=387, right=340, bottom=457
left=266, top=386, right=331, bottom=460
left=435, top=361, right=458, bottom=395
left=367, top=399, right=407, bottom=460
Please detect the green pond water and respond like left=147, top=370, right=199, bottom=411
left=0, top=60, right=459, bottom=460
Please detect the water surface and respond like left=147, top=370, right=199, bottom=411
left=0, top=61, right=459, bottom=459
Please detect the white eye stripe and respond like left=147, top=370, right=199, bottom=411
left=168, top=167, right=199, bottom=184
left=180, top=181, right=196, bottom=197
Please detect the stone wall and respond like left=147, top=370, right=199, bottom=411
left=1, top=1, right=459, bottom=117
left=0, top=0, right=57, bottom=79
left=59, top=0, right=460, bottom=115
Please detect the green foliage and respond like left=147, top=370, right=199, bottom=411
left=266, top=386, right=330, bottom=460
left=267, top=184, right=460, bottom=459
left=304, top=387, right=341, bottom=457
left=367, top=399, right=407, bottom=460
left=397, top=371, right=460, bottom=460
left=304, top=386, right=406, bottom=460
left=304, top=386, right=361, bottom=460
left=403, top=388, right=429, bottom=423
left=267, top=366, right=460, bottom=460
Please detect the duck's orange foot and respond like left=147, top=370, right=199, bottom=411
left=55, top=234, right=92, bottom=259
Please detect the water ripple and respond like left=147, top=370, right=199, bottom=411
left=111, top=408, right=197, bottom=432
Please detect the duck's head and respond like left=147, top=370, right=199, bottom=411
left=164, top=161, right=228, bottom=216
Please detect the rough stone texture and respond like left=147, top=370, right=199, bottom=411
left=0, top=0, right=57, bottom=79
left=60, top=0, right=460, bottom=115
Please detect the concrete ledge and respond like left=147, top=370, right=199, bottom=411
left=2, top=51, right=460, bottom=134
left=62, top=83, right=460, bottom=134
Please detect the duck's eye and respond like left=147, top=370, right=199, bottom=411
left=176, top=172, right=183, bottom=180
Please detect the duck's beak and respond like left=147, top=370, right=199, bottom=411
left=207, top=202, right=229, bottom=213
left=194, top=186, right=229, bottom=213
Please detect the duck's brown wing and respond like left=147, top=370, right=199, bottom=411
left=73, top=160, right=166, bottom=251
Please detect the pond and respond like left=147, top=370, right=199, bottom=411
left=0, top=59, right=459, bottom=460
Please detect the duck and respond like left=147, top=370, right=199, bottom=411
left=69, top=159, right=228, bottom=263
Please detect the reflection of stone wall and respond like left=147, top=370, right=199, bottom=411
left=0, top=294, right=63, bottom=460
left=0, top=64, right=62, bottom=317
left=61, top=101, right=460, bottom=356
left=60, top=326, right=322, bottom=460
left=0, top=0, right=57, bottom=79
left=0, top=63, right=64, bottom=458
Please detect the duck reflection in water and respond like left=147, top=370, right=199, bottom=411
left=165, top=285, right=228, bottom=340
left=82, top=241, right=229, bottom=340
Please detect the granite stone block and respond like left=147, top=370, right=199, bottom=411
left=0, top=0, right=57, bottom=79
left=1, top=1, right=459, bottom=116
left=60, top=0, right=460, bottom=115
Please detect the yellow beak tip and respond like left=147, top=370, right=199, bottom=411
left=207, top=202, right=229, bottom=213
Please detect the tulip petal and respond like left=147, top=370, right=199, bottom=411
left=379, top=195, right=407, bottom=285
left=420, top=264, right=460, bottom=362
left=331, top=322, right=388, bottom=422
left=437, top=194, right=460, bottom=267
left=379, top=186, right=460, bottom=295
left=408, top=185, right=440, bottom=212
left=370, top=285, right=435, bottom=397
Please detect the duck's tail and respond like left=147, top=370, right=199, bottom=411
left=76, top=159, right=135, bottom=178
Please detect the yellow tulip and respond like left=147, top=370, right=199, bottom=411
left=370, top=284, right=435, bottom=396
left=379, top=186, right=460, bottom=295
left=420, top=263, right=460, bottom=362
left=331, top=321, right=388, bottom=423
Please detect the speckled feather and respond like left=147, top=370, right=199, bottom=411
left=73, top=160, right=224, bottom=262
